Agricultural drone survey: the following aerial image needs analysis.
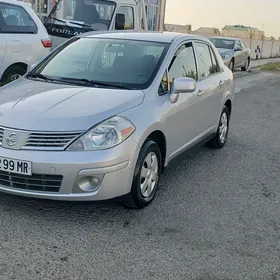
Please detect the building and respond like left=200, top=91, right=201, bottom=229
left=222, top=25, right=265, bottom=40
left=164, top=24, right=192, bottom=33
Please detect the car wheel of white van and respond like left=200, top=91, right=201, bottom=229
left=123, top=140, right=162, bottom=209
left=1, top=65, right=27, bottom=86
left=207, top=106, right=230, bottom=149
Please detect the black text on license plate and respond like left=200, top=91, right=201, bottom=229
left=0, top=157, right=32, bottom=175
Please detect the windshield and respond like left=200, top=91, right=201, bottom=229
left=45, top=0, right=116, bottom=37
left=30, top=37, right=169, bottom=90
left=210, top=38, right=235, bottom=50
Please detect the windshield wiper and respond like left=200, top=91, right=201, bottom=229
left=49, top=17, right=76, bottom=32
left=69, top=21, right=92, bottom=29
left=26, top=73, right=54, bottom=82
left=60, top=77, right=131, bottom=89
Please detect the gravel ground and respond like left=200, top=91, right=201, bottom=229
left=1, top=73, right=280, bottom=280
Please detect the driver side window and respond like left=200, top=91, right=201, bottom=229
left=159, top=42, right=197, bottom=94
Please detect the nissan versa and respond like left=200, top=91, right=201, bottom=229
left=0, top=32, right=235, bottom=209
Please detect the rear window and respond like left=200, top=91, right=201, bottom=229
left=0, top=2, right=38, bottom=34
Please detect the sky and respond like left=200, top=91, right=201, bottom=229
left=165, top=0, right=280, bottom=38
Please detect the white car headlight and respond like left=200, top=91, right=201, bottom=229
left=67, top=116, right=135, bottom=151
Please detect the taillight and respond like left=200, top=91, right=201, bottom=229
left=41, top=39, right=52, bottom=48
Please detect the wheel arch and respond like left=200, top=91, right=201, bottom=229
left=1, top=62, right=28, bottom=80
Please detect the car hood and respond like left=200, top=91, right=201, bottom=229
left=216, top=48, right=233, bottom=56
left=0, top=79, right=144, bottom=131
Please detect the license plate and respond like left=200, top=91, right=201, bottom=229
left=0, top=157, right=32, bottom=176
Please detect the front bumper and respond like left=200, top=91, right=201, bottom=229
left=0, top=138, right=140, bottom=201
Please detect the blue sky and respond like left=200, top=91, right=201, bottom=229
left=165, top=0, right=280, bottom=37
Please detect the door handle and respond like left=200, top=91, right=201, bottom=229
left=197, top=90, right=204, bottom=97
left=219, top=80, right=225, bottom=86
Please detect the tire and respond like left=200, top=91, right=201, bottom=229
left=207, top=106, right=230, bottom=149
left=241, top=58, right=250, bottom=71
left=228, top=59, right=234, bottom=71
left=123, top=140, right=162, bottom=209
left=1, top=65, right=27, bottom=86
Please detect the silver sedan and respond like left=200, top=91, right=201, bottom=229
left=0, top=31, right=235, bottom=208
left=210, top=36, right=251, bottom=72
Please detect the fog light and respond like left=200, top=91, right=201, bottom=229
left=78, top=176, right=100, bottom=192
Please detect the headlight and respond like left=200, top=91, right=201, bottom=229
left=67, top=116, right=135, bottom=151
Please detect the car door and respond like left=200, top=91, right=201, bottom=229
left=234, top=40, right=244, bottom=67
left=193, top=41, right=225, bottom=133
left=161, top=41, right=202, bottom=159
left=240, top=40, right=250, bottom=61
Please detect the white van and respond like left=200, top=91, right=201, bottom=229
left=0, top=0, right=51, bottom=85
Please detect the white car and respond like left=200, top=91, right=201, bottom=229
left=0, top=0, right=51, bottom=85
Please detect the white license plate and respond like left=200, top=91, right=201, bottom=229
left=0, top=157, right=32, bottom=175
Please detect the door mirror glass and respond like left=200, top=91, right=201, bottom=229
left=235, top=47, right=242, bottom=52
left=115, top=13, right=125, bottom=30
left=170, top=77, right=196, bottom=103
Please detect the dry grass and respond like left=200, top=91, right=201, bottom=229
left=259, top=62, right=280, bottom=71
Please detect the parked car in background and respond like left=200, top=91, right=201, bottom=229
left=210, top=36, right=251, bottom=72
left=0, top=0, right=51, bottom=85
left=0, top=32, right=235, bottom=209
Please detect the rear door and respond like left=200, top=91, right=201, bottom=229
left=193, top=41, right=225, bottom=133
left=0, top=2, right=39, bottom=70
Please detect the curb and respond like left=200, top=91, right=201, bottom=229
left=248, top=68, right=261, bottom=73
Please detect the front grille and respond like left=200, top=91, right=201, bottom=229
left=0, top=128, right=3, bottom=145
left=0, top=171, right=63, bottom=193
left=23, top=132, right=81, bottom=150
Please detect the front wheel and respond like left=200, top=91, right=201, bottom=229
left=241, top=58, right=250, bottom=71
left=228, top=59, right=234, bottom=72
left=123, top=140, right=162, bottom=209
left=207, top=106, right=230, bottom=149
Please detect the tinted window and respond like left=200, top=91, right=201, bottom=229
left=240, top=40, right=248, bottom=49
left=210, top=38, right=235, bottom=50
left=196, top=42, right=217, bottom=78
left=116, top=6, right=134, bottom=30
left=209, top=47, right=219, bottom=74
left=236, top=41, right=243, bottom=49
left=0, top=3, right=37, bottom=34
left=168, top=43, right=198, bottom=82
left=32, top=38, right=169, bottom=90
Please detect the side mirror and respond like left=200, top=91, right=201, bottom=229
left=115, top=13, right=125, bottom=30
left=170, top=77, right=196, bottom=103
left=235, top=47, right=242, bottom=52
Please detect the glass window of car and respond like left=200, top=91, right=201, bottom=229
left=236, top=41, right=243, bottom=49
left=32, top=37, right=169, bottom=90
left=45, top=0, right=116, bottom=34
left=196, top=42, right=218, bottom=78
left=210, top=38, right=235, bottom=50
left=0, top=3, right=37, bottom=34
left=168, top=42, right=198, bottom=83
left=115, top=6, right=134, bottom=30
left=209, top=46, right=219, bottom=74
left=240, top=40, right=248, bottom=49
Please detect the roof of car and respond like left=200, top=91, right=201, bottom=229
left=211, top=36, right=240, bottom=41
left=81, top=31, right=206, bottom=43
